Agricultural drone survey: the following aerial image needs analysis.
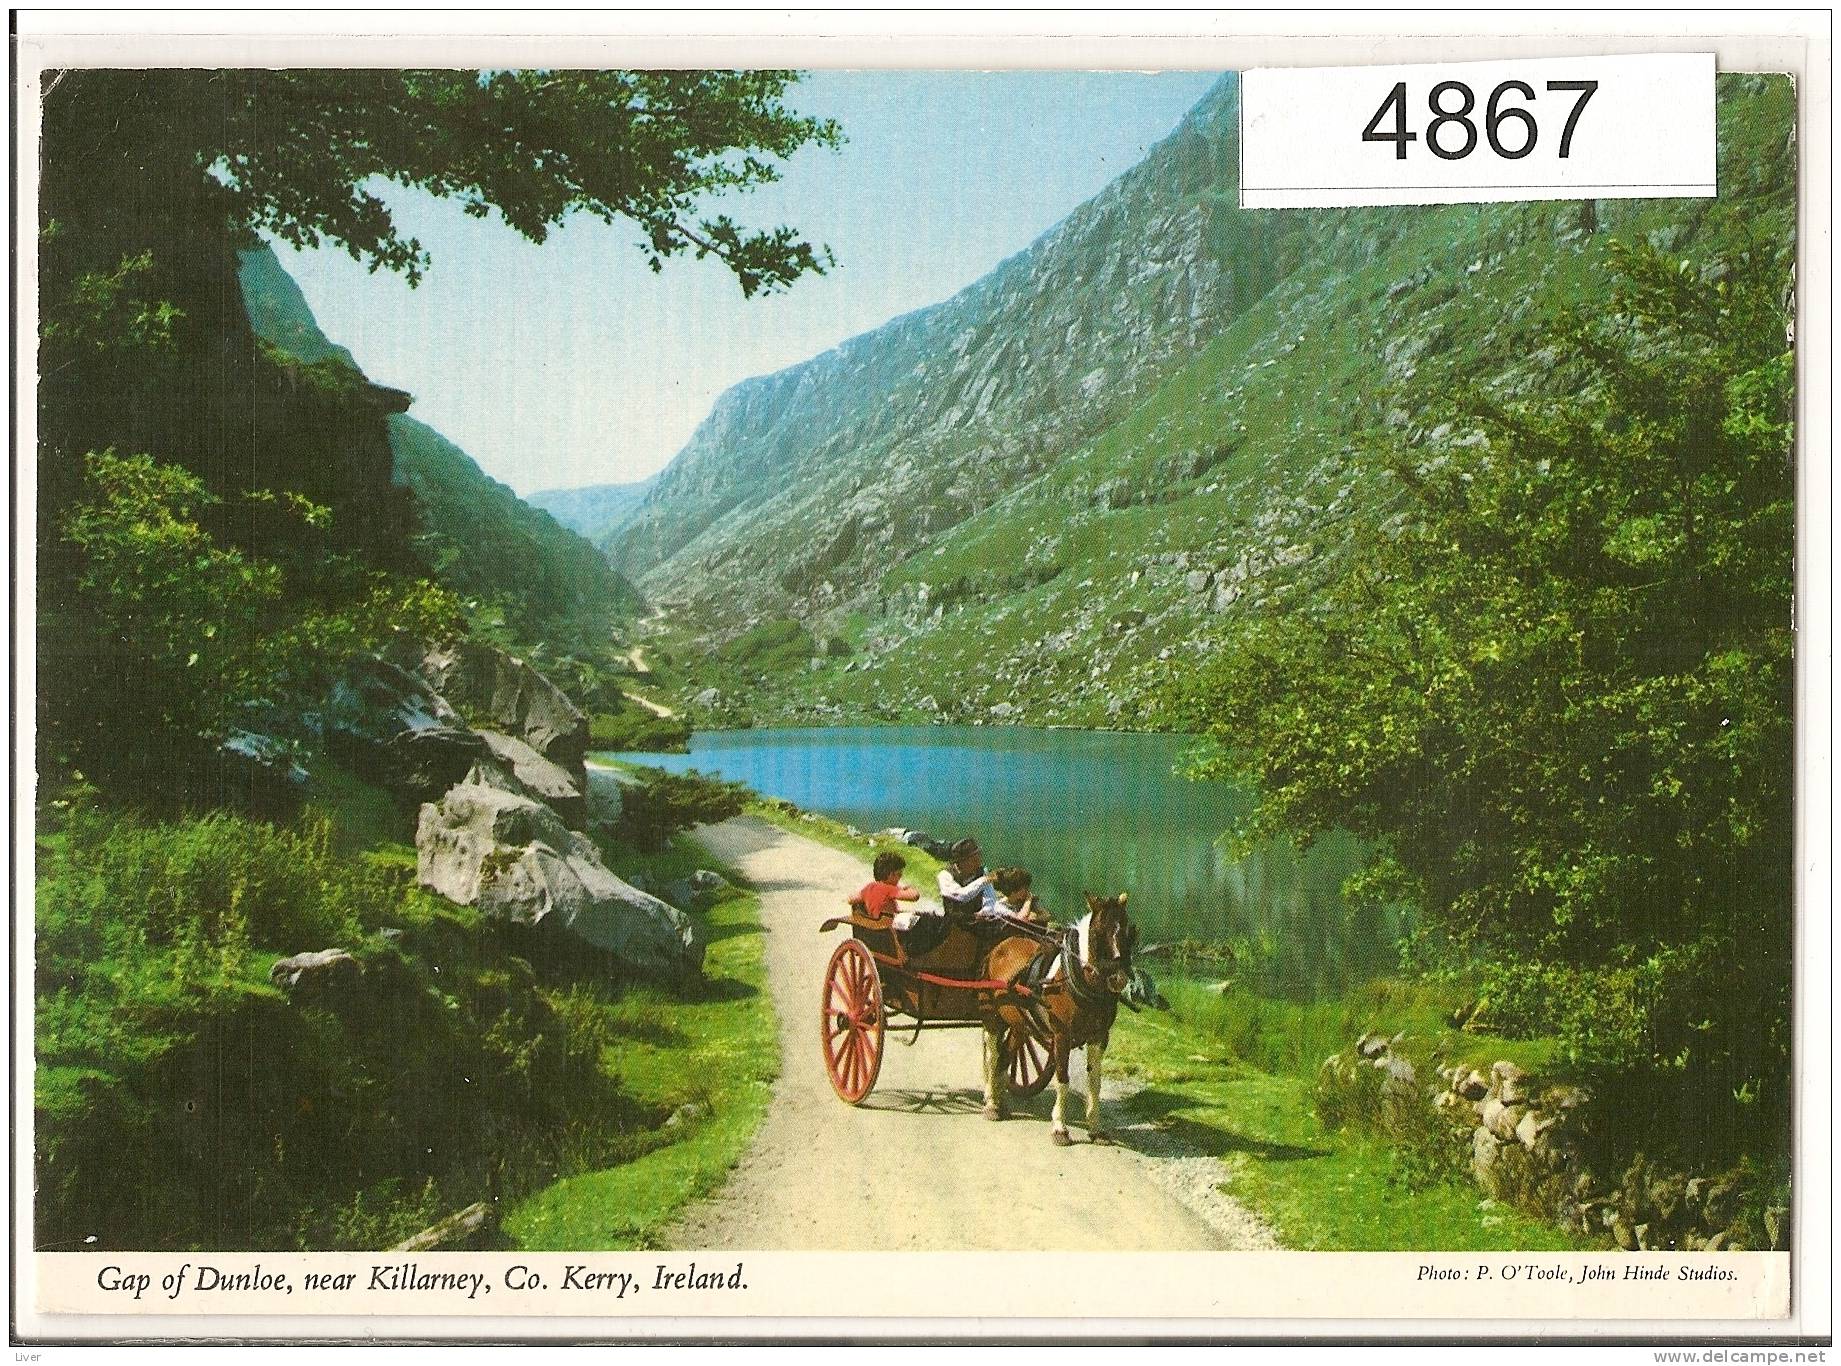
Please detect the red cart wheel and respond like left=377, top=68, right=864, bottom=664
left=1004, top=1023, right=1052, bottom=1097
left=821, top=939, right=884, bottom=1104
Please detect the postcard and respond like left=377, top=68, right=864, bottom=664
left=10, top=10, right=1831, bottom=1348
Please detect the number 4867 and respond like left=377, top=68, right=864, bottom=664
left=1363, top=79, right=1598, bottom=161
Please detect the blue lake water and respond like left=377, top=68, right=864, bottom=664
left=609, top=725, right=1397, bottom=999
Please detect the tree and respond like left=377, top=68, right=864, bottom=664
left=1174, top=238, right=1795, bottom=1098
left=35, top=68, right=842, bottom=793
left=40, top=68, right=842, bottom=294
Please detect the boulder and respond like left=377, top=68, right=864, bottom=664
left=413, top=641, right=588, bottom=788
left=663, top=876, right=721, bottom=910
left=1355, top=1031, right=1389, bottom=1060
left=322, top=656, right=487, bottom=801
left=584, top=771, right=626, bottom=838
left=477, top=729, right=585, bottom=827
left=270, top=948, right=360, bottom=994
left=210, top=729, right=310, bottom=817
left=1546, top=1083, right=1594, bottom=1111
left=1456, top=1068, right=1491, bottom=1101
left=417, top=784, right=700, bottom=983
left=1472, top=1126, right=1503, bottom=1187
left=1482, top=1097, right=1524, bottom=1142
left=1491, top=1060, right=1529, bottom=1104
left=1514, top=1108, right=1558, bottom=1151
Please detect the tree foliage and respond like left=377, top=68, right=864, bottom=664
left=41, top=68, right=841, bottom=294
left=1174, top=239, right=1795, bottom=1094
left=44, top=451, right=464, bottom=793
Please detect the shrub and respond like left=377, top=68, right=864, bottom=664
left=33, top=795, right=648, bottom=1250
left=614, top=768, right=753, bottom=852
left=588, top=709, right=691, bottom=753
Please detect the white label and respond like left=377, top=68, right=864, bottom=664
left=1240, top=53, right=1716, bottom=208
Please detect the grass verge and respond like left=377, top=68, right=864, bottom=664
left=745, top=799, right=949, bottom=888
left=1105, top=981, right=1586, bottom=1250
left=501, top=834, right=777, bottom=1250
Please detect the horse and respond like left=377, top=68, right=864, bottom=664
left=978, top=891, right=1141, bottom=1146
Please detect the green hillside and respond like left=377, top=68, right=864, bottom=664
left=237, top=244, right=642, bottom=642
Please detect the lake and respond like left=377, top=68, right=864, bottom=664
left=609, top=725, right=1399, bottom=1000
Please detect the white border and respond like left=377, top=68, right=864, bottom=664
left=8, top=8, right=1831, bottom=1347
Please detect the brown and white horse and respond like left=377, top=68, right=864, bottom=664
left=980, top=891, right=1140, bottom=1145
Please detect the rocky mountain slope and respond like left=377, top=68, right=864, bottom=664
left=604, top=74, right=1795, bottom=729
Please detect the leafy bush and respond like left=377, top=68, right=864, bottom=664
left=34, top=796, right=650, bottom=1251
left=1174, top=238, right=1795, bottom=1107
left=588, top=709, right=691, bottom=753
left=40, top=450, right=463, bottom=800
left=37, top=805, right=368, bottom=997
left=614, top=768, right=753, bottom=852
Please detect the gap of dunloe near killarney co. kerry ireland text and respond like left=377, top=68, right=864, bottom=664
left=27, top=60, right=1801, bottom=1281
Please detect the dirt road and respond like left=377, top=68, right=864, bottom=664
left=620, top=688, right=675, bottom=718
left=665, top=815, right=1278, bottom=1251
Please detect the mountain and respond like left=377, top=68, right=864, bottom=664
left=385, top=413, right=643, bottom=627
left=236, top=244, right=360, bottom=370
left=528, top=476, right=659, bottom=542
left=237, top=244, right=642, bottom=635
left=610, top=74, right=1796, bottom=728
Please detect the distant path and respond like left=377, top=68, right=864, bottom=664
left=620, top=688, right=675, bottom=719
left=664, top=815, right=1278, bottom=1251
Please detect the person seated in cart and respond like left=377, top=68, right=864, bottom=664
left=856, top=850, right=920, bottom=921
left=854, top=850, right=953, bottom=957
left=937, top=837, right=997, bottom=921
left=981, top=866, right=1050, bottom=929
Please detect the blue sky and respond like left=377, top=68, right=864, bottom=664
left=273, top=70, right=1224, bottom=497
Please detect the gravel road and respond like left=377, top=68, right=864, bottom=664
left=663, top=815, right=1279, bottom=1251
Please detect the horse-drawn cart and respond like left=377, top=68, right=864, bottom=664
left=817, top=906, right=1055, bottom=1105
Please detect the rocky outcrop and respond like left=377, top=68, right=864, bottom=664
left=409, top=641, right=589, bottom=788
left=321, top=656, right=488, bottom=801
left=474, top=729, right=586, bottom=828
left=1321, top=1034, right=1782, bottom=1253
left=314, top=644, right=700, bottom=985
left=609, top=76, right=1270, bottom=614
left=416, top=783, right=700, bottom=983
left=270, top=948, right=361, bottom=994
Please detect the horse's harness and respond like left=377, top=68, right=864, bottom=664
left=1003, top=915, right=1126, bottom=1013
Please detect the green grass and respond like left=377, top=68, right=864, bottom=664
left=1107, top=991, right=1587, bottom=1251
left=501, top=835, right=777, bottom=1250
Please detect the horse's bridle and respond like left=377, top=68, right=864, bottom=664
left=1060, top=916, right=1133, bottom=1007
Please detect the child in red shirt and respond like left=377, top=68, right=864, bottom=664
left=856, top=850, right=921, bottom=921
